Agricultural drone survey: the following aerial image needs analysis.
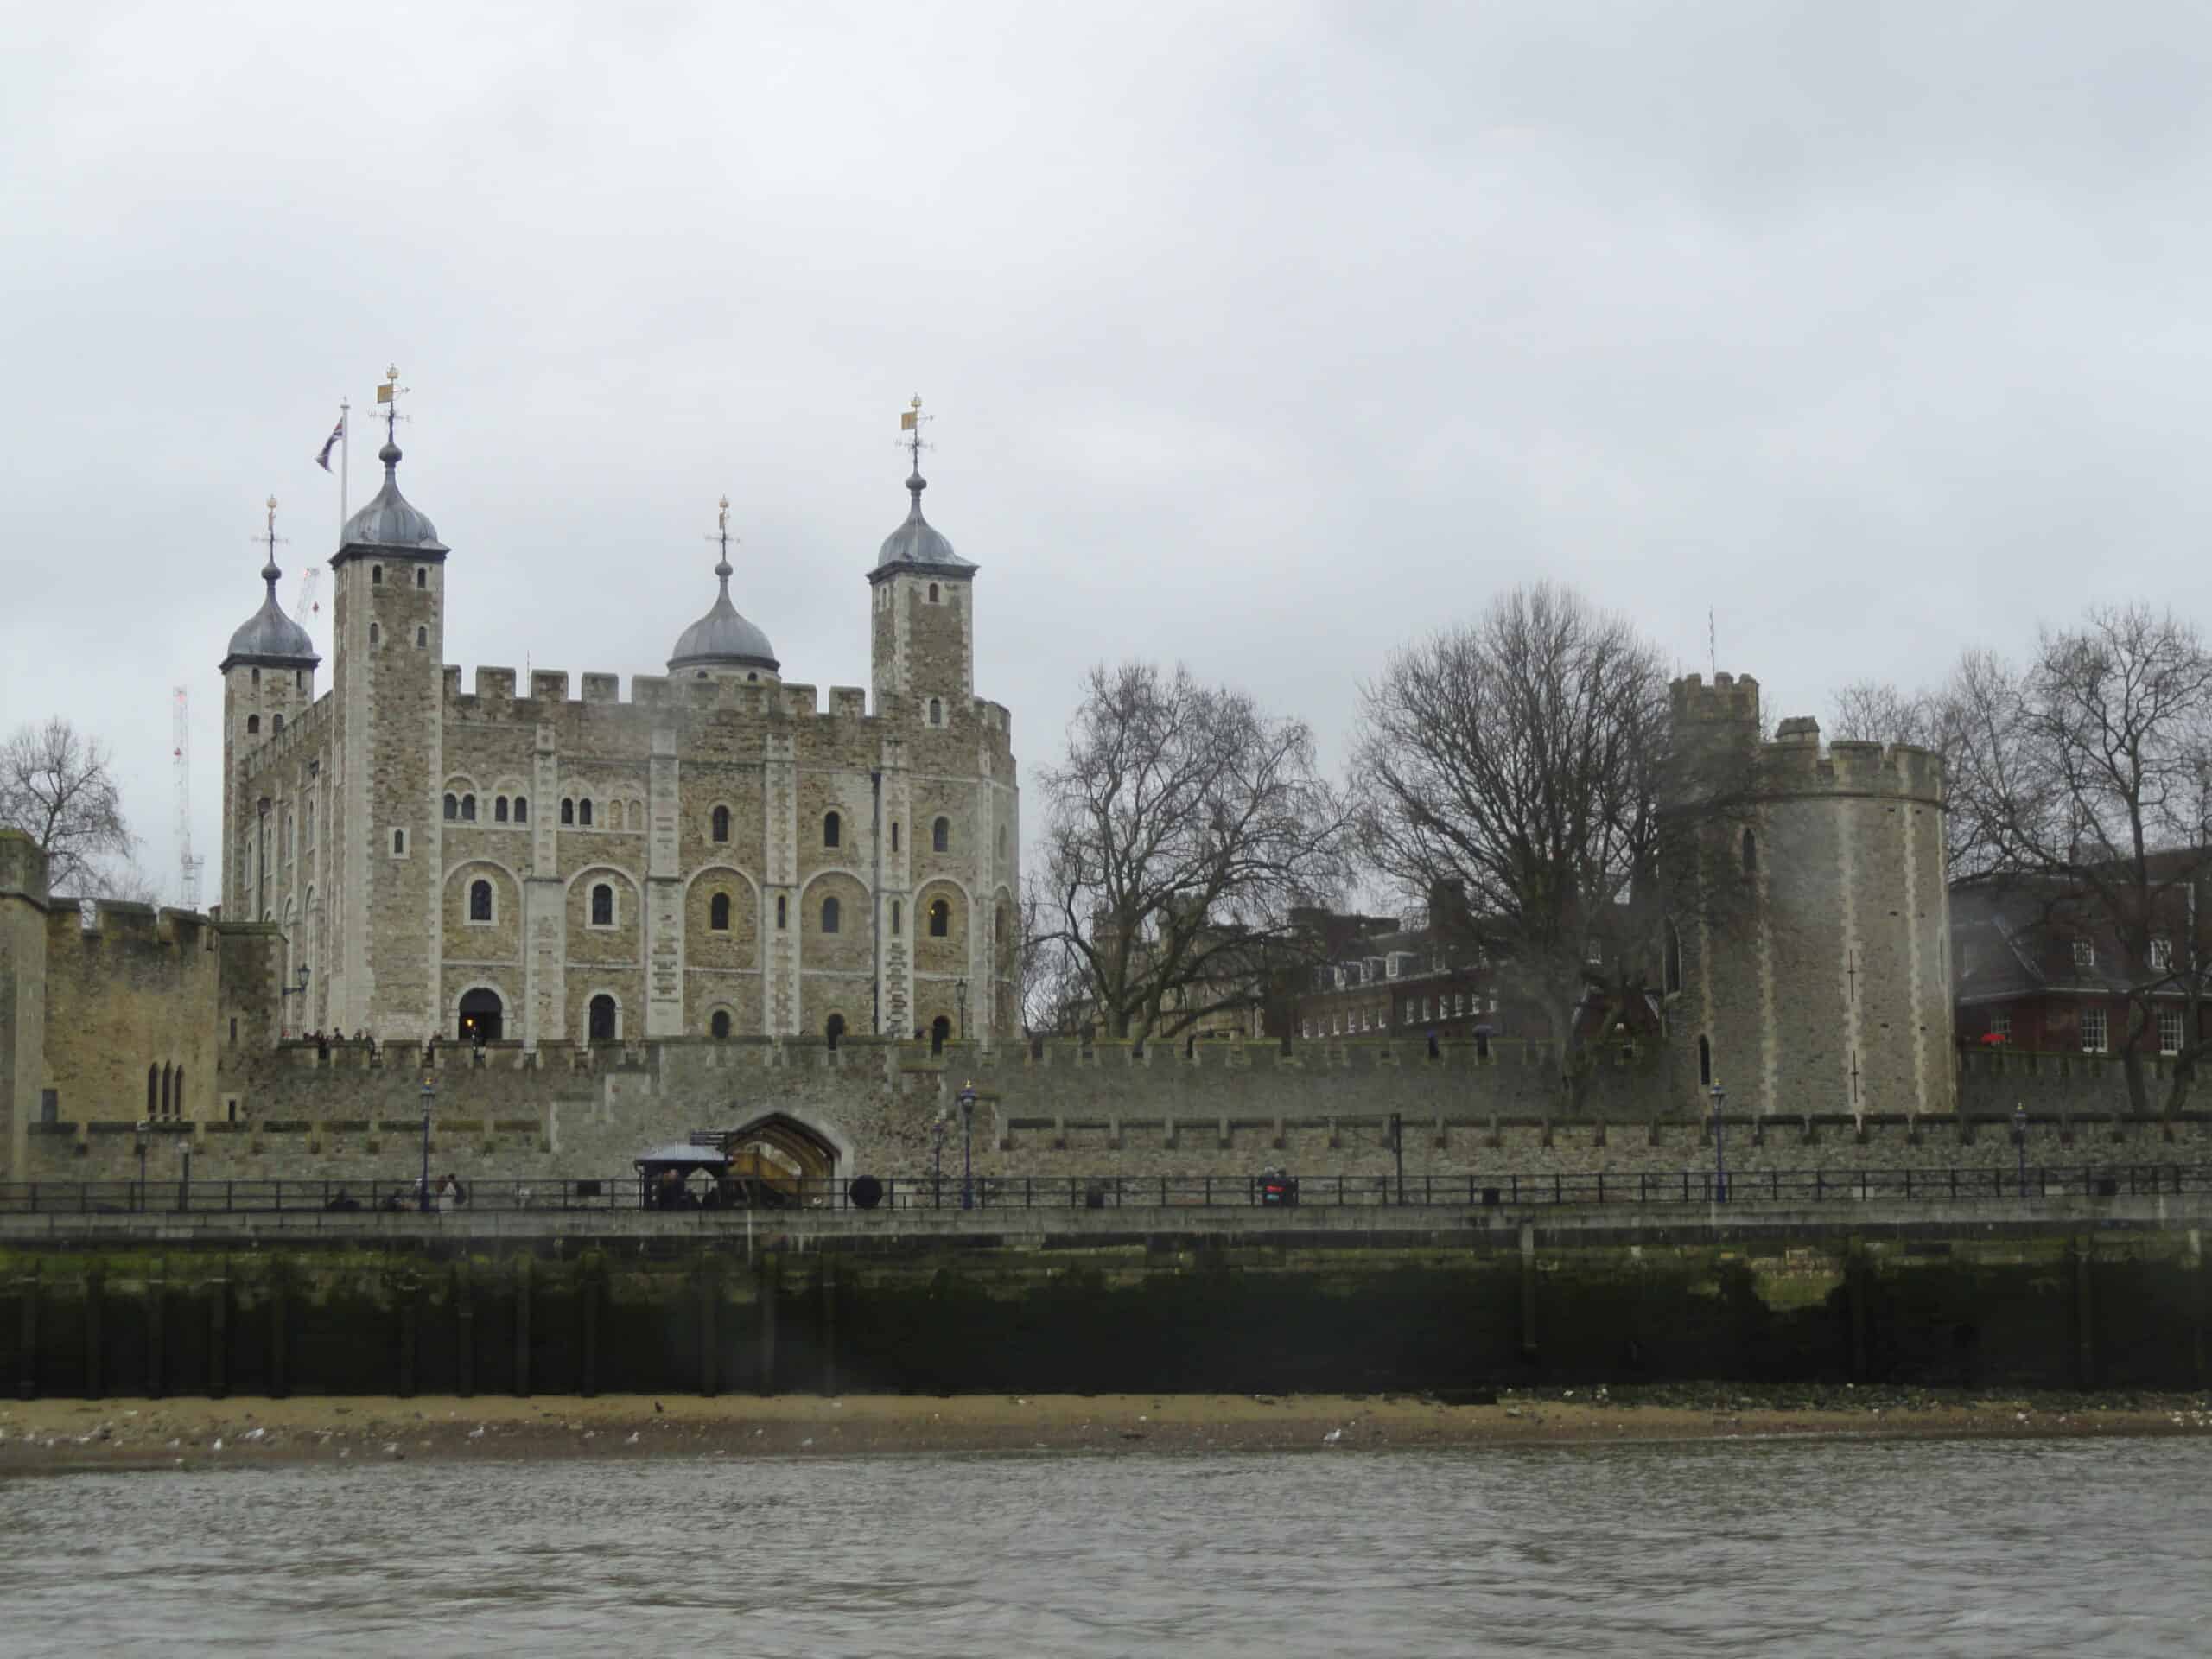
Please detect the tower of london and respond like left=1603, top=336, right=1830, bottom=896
left=216, top=423, right=1020, bottom=1051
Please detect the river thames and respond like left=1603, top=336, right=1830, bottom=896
left=3, top=1438, right=2206, bottom=1656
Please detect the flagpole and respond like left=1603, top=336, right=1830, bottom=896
left=339, top=398, right=350, bottom=548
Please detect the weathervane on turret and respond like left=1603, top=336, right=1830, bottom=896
left=255, top=495, right=288, bottom=579
left=375, top=363, right=410, bottom=444
left=706, top=494, right=737, bottom=584
left=899, top=394, right=932, bottom=471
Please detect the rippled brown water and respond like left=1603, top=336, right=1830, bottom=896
left=3, top=1440, right=2208, bottom=1657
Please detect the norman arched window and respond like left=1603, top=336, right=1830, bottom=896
left=710, top=1009, right=731, bottom=1039
left=588, top=994, right=617, bottom=1042
left=146, top=1065, right=157, bottom=1118
left=928, top=898, right=950, bottom=938
left=826, top=1012, right=846, bottom=1048
left=443, top=793, right=458, bottom=820
left=251, top=668, right=260, bottom=686
left=246, top=715, right=260, bottom=734
left=590, top=883, right=613, bottom=926
left=578, top=799, right=594, bottom=828
left=1664, top=918, right=1683, bottom=995
left=415, top=567, right=427, bottom=589
left=823, top=810, right=841, bottom=849
left=460, top=794, right=474, bottom=822
left=512, top=796, right=528, bottom=823
left=711, top=804, right=730, bottom=842
left=391, top=829, right=406, bottom=855
left=468, top=879, right=493, bottom=922
left=821, top=895, right=842, bottom=934
left=1741, top=829, right=1757, bottom=875
left=371, top=564, right=384, bottom=585
left=415, top=626, right=427, bottom=647
left=890, top=899, right=902, bottom=936
left=494, top=796, right=508, bottom=823
left=932, top=817, right=950, bottom=853
left=775, top=894, right=788, bottom=929
left=928, top=697, right=943, bottom=727
left=561, top=798, right=575, bottom=825
left=710, top=892, right=730, bottom=931
left=270, top=715, right=284, bottom=734
left=368, top=622, right=380, bottom=645
left=173, top=1070, right=183, bottom=1119
left=1698, top=1034, right=1713, bottom=1088
left=927, top=582, right=938, bottom=602
left=891, top=822, right=900, bottom=852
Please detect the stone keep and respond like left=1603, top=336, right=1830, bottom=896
left=1660, top=672, right=1954, bottom=1116
left=217, top=436, right=1020, bottom=1049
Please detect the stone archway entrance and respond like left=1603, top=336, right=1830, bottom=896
left=458, top=988, right=504, bottom=1043
left=722, top=1111, right=842, bottom=1189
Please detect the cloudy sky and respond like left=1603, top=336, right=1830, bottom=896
left=8, top=2, right=2211, bottom=905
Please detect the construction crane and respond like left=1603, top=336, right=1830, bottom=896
left=173, top=687, right=205, bottom=912
left=295, top=566, right=322, bottom=655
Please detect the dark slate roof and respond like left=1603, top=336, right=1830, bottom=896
left=222, top=557, right=318, bottom=669
left=668, top=557, right=779, bottom=673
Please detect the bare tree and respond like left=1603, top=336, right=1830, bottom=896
left=1948, top=605, right=2212, bottom=1112
left=1036, top=661, right=1353, bottom=1045
left=0, top=717, right=137, bottom=896
left=1827, top=671, right=1988, bottom=876
left=1354, top=584, right=1728, bottom=1074
left=1014, top=872, right=1092, bottom=1037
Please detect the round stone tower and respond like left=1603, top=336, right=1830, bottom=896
left=1660, top=672, right=1954, bottom=1117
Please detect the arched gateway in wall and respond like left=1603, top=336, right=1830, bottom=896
left=721, top=1110, right=849, bottom=1185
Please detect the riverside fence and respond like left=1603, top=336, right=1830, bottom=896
left=4, top=1163, right=2212, bottom=1217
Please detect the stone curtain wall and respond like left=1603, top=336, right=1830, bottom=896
left=16, top=1033, right=2212, bottom=1189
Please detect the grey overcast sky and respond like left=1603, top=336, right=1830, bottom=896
left=7, top=2, right=2212, bottom=905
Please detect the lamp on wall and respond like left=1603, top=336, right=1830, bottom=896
left=958, top=1081, right=976, bottom=1211
left=1709, top=1082, right=1728, bottom=1204
left=280, top=963, right=309, bottom=1039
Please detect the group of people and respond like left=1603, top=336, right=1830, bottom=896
left=304, top=1029, right=378, bottom=1058
left=650, top=1168, right=745, bottom=1211
left=319, top=1173, right=472, bottom=1213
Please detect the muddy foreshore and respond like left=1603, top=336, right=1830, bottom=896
left=3, top=1385, right=2209, bottom=1473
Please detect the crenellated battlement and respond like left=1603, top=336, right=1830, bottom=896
left=46, top=899, right=218, bottom=951
left=442, top=664, right=1013, bottom=742
left=1670, top=671, right=1762, bottom=726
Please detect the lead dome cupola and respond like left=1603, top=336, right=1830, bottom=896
left=667, top=498, right=780, bottom=678
left=221, top=496, right=319, bottom=670
left=869, top=467, right=977, bottom=581
left=340, top=442, right=448, bottom=552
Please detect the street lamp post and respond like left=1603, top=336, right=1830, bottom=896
left=419, top=1074, right=435, bottom=1214
left=1389, top=1110, right=1405, bottom=1205
left=1709, top=1083, right=1727, bottom=1203
left=932, top=1108, right=947, bottom=1209
left=136, top=1120, right=149, bottom=1213
left=279, top=964, right=310, bottom=1039
left=955, top=978, right=969, bottom=1041
left=958, top=1082, right=976, bottom=1211
left=2012, top=1103, right=2029, bottom=1196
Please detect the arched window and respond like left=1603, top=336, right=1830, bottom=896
left=368, top=622, right=380, bottom=645
left=929, top=697, right=943, bottom=726
left=560, top=798, right=575, bottom=825
left=146, top=1065, right=157, bottom=1118
left=415, top=567, right=427, bottom=589
left=173, top=1070, right=183, bottom=1119
left=931, top=1015, right=950, bottom=1053
left=271, top=715, right=284, bottom=734
left=591, top=883, right=613, bottom=926
left=461, top=794, right=476, bottom=821
left=1741, top=829, right=1757, bottom=875
left=391, top=829, right=406, bottom=855
left=710, top=892, right=730, bottom=931
left=443, top=793, right=458, bottom=820
left=823, top=810, right=841, bottom=849
left=161, top=1064, right=172, bottom=1117
left=415, top=626, right=427, bottom=647
left=929, top=898, right=950, bottom=938
left=469, top=879, right=493, bottom=922
left=821, top=895, right=842, bottom=933
left=512, top=796, right=528, bottom=823
left=246, top=715, right=261, bottom=734
left=371, top=564, right=384, bottom=585
left=891, top=822, right=900, bottom=852
left=890, top=899, right=902, bottom=937
left=927, top=582, right=938, bottom=602
left=1664, top=918, right=1683, bottom=995
left=251, top=668, right=261, bottom=686
left=710, top=1009, right=731, bottom=1039
left=711, top=804, right=730, bottom=842
left=494, top=796, right=508, bottom=823
left=588, top=994, right=617, bottom=1042
left=775, top=894, right=788, bottom=929
left=996, top=823, right=1006, bottom=859
left=826, top=1012, right=845, bottom=1048
left=932, top=817, right=950, bottom=853
left=578, top=799, right=594, bottom=828
left=1698, top=1034, right=1713, bottom=1088
left=295, top=670, right=304, bottom=690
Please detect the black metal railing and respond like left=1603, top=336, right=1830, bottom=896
left=1, top=1164, right=2208, bottom=1217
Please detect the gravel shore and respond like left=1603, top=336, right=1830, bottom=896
left=3, top=1386, right=2209, bottom=1472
